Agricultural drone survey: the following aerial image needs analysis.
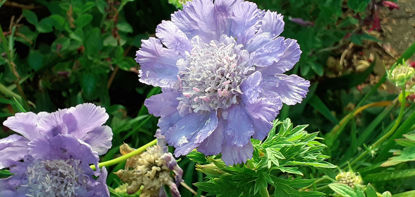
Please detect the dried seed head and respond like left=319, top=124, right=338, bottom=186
left=115, top=144, right=182, bottom=197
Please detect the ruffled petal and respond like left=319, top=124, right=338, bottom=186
left=3, top=112, right=41, bottom=140
left=163, top=111, right=218, bottom=157
left=221, top=142, right=253, bottom=165
left=28, top=135, right=99, bottom=172
left=171, top=0, right=217, bottom=41
left=0, top=135, right=29, bottom=168
left=230, top=1, right=263, bottom=45
left=260, top=38, right=301, bottom=75
left=213, top=0, right=242, bottom=35
left=136, top=38, right=179, bottom=88
left=65, top=103, right=109, bottom=138
left=273, top=74, right=310, bottom=105
left=82, top=126, right=113, bottom=155
left=198, top=119, right=225, bottom=155
left=247, top=33, right=285, bottom=67
left=241, top=72, right=282, bottom=140
left=223, top=104, right=254, bottom=146
left=144, top=89, right=180, bottom=117
left=259, top=11, right=285, bottom=37
left=156, top=20, right=192, bottom=56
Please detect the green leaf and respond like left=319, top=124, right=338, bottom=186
left=309, top=95, right=338, bottom=124
left=365, top=184, right=378, bottom=197
left=28, top=50, right=44, bottom=71
left=75, top=14, right=93, bottom=29
left=49, top=14, right=66, bottom=30
left=81, top=72, right=97, bottom=99
left=329, top=183, right=357, bottom=197
left=393, top=190, right=415, bottom=197
left=37, top=17, right=54, bottom=33
left=117, top=21, right=133, bottom=33
left=22, top=10, right=38, bottom=25
left=0, top=169, right=11, bottom=178
left=84, top=28, right=102, bottom=55
left=365, top=169, right=415, bottom=182
left=347, top=0, right=370, bottom=12
left=285, top=161, right=336, bottom=168
left=187, top=151, right=207, bottom=164
left=310, top=62, right=324, bottom=76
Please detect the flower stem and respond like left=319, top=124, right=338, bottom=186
left=349, top=88, right=406, bottom=167
left=91, top=139, right=157, bottom=170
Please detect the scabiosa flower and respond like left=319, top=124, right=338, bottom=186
left=114, top=142, right=183, bottom=197
left=0, top=135, right=109, bottom=197
left=0, top=103, right=113, bottom=169
left=137, top=0, right=310, bottom=165
left=0, top=103, right=112, bottom=196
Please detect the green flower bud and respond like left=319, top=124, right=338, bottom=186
left=387, top=62, right=415, bottom=87
left=335, top=171, right=363, bottom=188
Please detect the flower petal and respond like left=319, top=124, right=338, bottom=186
left=221, top=142, right=253, bottom=165
left=156, top=21, right=192, bottom=56
left=274, top=74, right=310, bottom=105
left=260, top=38, right=301, bottom=75
left=28, top=135, right=99, bottom=172
left=241, top=72, right=282, bottom=140
left=230, top=1, right=263, bottom=45
left=171, top=0, right=217, bottom=41
left=0, top=135, right=29, bottom=169
left=3, top=112, right=41, bottom=140
left=164, top=111, right=218, bottom=156
left=248, top=34, right=285, bottom=67
left=223, top=104, right=254, bottom=147
left=65, top=103, right=109, bottom=138
left=213, top=0, right=242, bottom=35
left=144, top=89, right=180, bottom=117
left=198, top=119, right=225, bottom=155
left=137, top=38, right=179, bottom=88
left=82, top=126, right=113, bottom=155
left=259, top=11, right=285, bottom=37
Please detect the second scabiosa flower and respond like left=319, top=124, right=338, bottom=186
left=137, top=0, right=310, bottom=165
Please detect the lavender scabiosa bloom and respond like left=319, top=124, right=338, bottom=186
left=137, top=0, right=310, bottom=165
left=0, top=135, right=109, bottom=197
left=0, top=103, right=112, bottom=196
left=0, top=103, right=113, bottom=169
left=114, top=142, right=183, bottom=197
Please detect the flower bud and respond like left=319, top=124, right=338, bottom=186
left=335, top=171, right=363, bottom=188
left=387, top=62, right=415, bottom=87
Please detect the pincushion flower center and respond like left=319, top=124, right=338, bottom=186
left=177, top=35, right=252, bottom=112
left=26, top=159, right=86, bottom=197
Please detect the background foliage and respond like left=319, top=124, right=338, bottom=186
left=1, top=0, right=414, bottom=196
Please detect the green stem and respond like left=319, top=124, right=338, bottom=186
left=349, top=88, right=406, bottom=167
left=91, top=139, right=157, bottom=170
left=0, top=82, right=21, bottom=99
left=259, top=185, right=270, bottom=197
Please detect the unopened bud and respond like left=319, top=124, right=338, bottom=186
left=387, top=62, right=415, bottom=87
left=335, top=171, right=363, bottom=188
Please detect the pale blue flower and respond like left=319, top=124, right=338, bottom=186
left=138, top=0, right=310, bottom=165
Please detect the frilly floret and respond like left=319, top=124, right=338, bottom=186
left=137, top=0, right=310, bottom=165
